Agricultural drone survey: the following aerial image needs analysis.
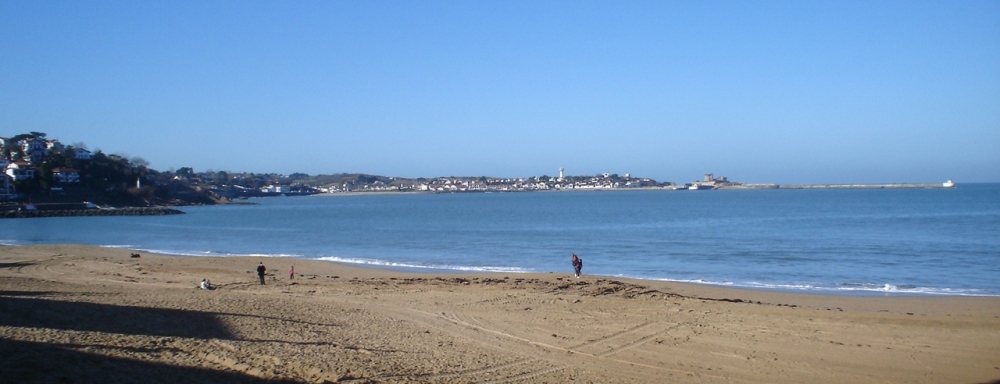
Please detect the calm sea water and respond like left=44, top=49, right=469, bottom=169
left=3, top=184, right=998, bottom=296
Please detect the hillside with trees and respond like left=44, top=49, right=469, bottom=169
left=1, top=132, right=224, bottom=208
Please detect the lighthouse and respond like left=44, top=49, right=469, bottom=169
left=558, top=167, right=564, bottom=181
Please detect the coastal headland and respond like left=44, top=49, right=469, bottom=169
left=2, top=245, right=998, bottom=383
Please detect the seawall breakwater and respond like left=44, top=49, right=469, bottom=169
left=776, top=183, right=947, bottom=189
left=718, top=183, right=949, bottom=190
left=0, top=207, right=185, bottom=219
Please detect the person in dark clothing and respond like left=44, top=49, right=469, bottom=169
left=571, top=253, right=583, bottom=278
left=256, top=262, right=266, bottom=285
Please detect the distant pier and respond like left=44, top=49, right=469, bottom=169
left=771, top=183, right=948, bottom=189
left=717, top=183, right=951, bottom=190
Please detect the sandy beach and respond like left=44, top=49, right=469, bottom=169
left=1, top=244, right=998, bottom=383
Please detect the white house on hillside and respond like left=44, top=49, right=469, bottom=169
left=52, top=167, right=81, bottom=183
left=5, top=161, right=36, bottom=181
left=21, top=138, right=47, bottom=163
left=72, top=148, right=92, bottom=160
left=46, top=140, right=65, bottom=151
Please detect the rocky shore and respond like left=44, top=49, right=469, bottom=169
left=0, top=207, right=184, bottom=219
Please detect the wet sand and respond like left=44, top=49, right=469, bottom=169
left=2, top=244, right=998, bottom=383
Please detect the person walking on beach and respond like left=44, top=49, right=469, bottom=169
left=289, top=266, right=295, bottom=280
left=256, top=262, right=266, bottom=285
left=571, top=253, right=583, bottom=278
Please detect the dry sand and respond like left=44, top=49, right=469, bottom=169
left=1, top=244, right=998, bottom=383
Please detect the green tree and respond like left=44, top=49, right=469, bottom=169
left=213, top=171, right=229, bottom=184
left=130, top=156, right=150, bottom=168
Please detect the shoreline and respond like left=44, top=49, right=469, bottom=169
left=5, top=243, right=1000, bottom=310
left=5, top=243, right=999, bottom=313
left=325, top=260, right=1000, bottom=298
left=2, top=244, right=998, bottom=383
left=5, top=243, right=993, bottom=298
left=119, top=245, right=1000, bottom=298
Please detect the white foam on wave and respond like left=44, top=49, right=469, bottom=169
left=631, top=275, right=997, bottom=297
left=736, top=281, right=997, bottom=297
left=641, top=276, right=736, bottom=286
left=102, top=244, right=139, bottom=249
left=315, top=256, right=532, bottom=274
left=100, top=245, right=302, bottom=258
left=99, top=245, right=526, bottom=272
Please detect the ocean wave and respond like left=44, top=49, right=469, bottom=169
left=640, top=277, right=736, bottom=286
left=101, top=245, right=303, bottom=258
left=315, top=256, right=533, bottom=274
left=101, top=244, right=139, bottom=249
left=634, top=276, right=997, bottom=296
left=733, top=280, right=995, bottom=297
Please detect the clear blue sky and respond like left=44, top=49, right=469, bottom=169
left=2, top=1, right=998, bottom=184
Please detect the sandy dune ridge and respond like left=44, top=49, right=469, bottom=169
left=1, top=244, right=998, bottom=383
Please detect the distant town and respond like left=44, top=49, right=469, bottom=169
left=1, top=132, right=955, bottom=213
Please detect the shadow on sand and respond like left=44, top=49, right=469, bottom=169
left=0, top=295, right=303, bottom=383
left=0, top=296, right=235, bottom=340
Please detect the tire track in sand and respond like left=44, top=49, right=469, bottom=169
left=404, top=308, right=728, bottom=381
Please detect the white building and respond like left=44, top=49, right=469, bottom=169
left=46, top=140, right=65, bottom=151
left=52, top=167, right=81, bottom=183
left=21, top=139, right=47, bottom=163
left=73, top=148, right=92, bottom=160
left=5, top=162, right=36, bottom=181
left=261, top=185, right=290, bottom=193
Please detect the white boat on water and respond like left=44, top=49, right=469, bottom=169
left=943, top=180, right=955, bottom=188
